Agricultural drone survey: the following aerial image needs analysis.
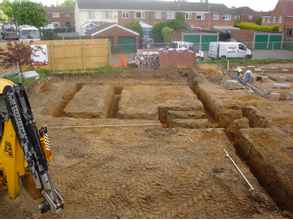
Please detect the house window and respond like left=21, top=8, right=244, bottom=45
left=155, top=11, right=162, bottom=19
left=135, top=11, right=144, bottom=19
left=213, top=14, right=220, bottom=21
left=121, top=11, right=129, bottom=19
left=166, top=11, right=175, bottom=20
left=88, top=11, right=95, bottom=19
left=272, top=16, right=277, bottom=23
left=222, top=15, right=231, bottom=21
left=52, top=12, right=60, bottom=18
left=248, top=15, right=253, bottom=20
left=279, top=16, right=282, bottom=23
left=196, top=15, right=204, bottom=21
left=105, top=11, right=113, bottom=19
left=185, top=12, right=193, bottom=20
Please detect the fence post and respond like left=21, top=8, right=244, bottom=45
left=81, top=41, right=85, bottom=71
left=252, top=32, right=256, bottom=50
left=267, top=34, right=271, bottom=49
left=108, top=39, right=111, bottom=66
left=49, top=42, right=54, bottom=72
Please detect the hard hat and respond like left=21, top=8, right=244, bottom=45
left=236, top=67, right=243, bottom=72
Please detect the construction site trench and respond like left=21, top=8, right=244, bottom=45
left=1, top=66, right=293, bottom=218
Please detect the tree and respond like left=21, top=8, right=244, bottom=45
left=0, top=41, right=34, bottom=82
left=161, top=26, right=174, bottom=43
left=0, top=9, right=8, bottom=22
left=61, top=0, right=75, bottom=8
left=152, top=22, right=168, bottom=42
left=170, top=13, right=185, bottom=29
left=152, top=13, right=187, bottom=42
left=126, top=21, right=143, bottom=37
left=0, top=0, right=13, bottom=20
left=11, top=1, right=47, bottom=27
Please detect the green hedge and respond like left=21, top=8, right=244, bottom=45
left=237, top=22, right=280, bottom=32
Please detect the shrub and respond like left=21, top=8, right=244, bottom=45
left=234, top=19, right=241, bottom=28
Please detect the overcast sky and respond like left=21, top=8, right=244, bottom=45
left=2, top=0, right=280, bottom=11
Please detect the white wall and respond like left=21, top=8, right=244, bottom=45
left=75, top=7, right=119, bottom=35
left=75, top=1, right=80, bottom=33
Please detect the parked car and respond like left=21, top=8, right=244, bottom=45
left=208, top=42, right=252, bottom=59
left=1, top=23, right=18, bottom=40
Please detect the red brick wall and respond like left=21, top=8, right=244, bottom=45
left=230, top=30, right=254, bottom=48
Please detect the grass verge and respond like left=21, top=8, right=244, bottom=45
left=49, top=65, right=131, bottom=75
left=203, top=58, right=293, bottom=66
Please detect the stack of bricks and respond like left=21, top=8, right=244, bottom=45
left=159, top=50, right=196, bottom=68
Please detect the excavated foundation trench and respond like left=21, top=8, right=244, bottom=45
left=187, top=69, right=293, bottom=213
left=41, top=70, right=293, bottom=214
left=51, top=83, right=84, bottom=117
left=11, top=73, right=293, bottom=218
left=108, top=86, right=123, bottom=118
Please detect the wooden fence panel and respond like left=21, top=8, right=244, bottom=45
left=34, top=39, right=110, bottom=71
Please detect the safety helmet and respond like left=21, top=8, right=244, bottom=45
left=236, top=67, right=243, bottom=73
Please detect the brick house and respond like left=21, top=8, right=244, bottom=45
left=262, top=0, right=293, bottom=40
left=46, top=6, right=75, bottom=31
left=91, top=23, right=140, bottom=53
left=75, top=0, right=258, bottom=36
left=230, top=7, right=261, bottom=22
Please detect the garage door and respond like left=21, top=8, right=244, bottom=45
left=255, top=33, right=283, bottom=50
left=183, top=33, right=218, bottom=50
left=202, top=35, right=218, bottom=50
left=183, top=35, right=200, bottom=45
left=115, top=37, right=136, bottom=53
left=255, top=34, right=268, bottom=49
left=268, top=35, right=282, bottom=49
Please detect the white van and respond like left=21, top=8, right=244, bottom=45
left=208, top=42, right=252, bottom=59
left=19, top=25, right=41, bottom=41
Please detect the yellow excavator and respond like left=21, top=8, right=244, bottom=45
left=0, top=78, right=64, bottom=213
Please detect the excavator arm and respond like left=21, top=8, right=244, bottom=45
left=0, top=79, right=64, bottom=213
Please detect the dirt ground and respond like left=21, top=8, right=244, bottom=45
left=1, top=67, right=293, bottom=218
